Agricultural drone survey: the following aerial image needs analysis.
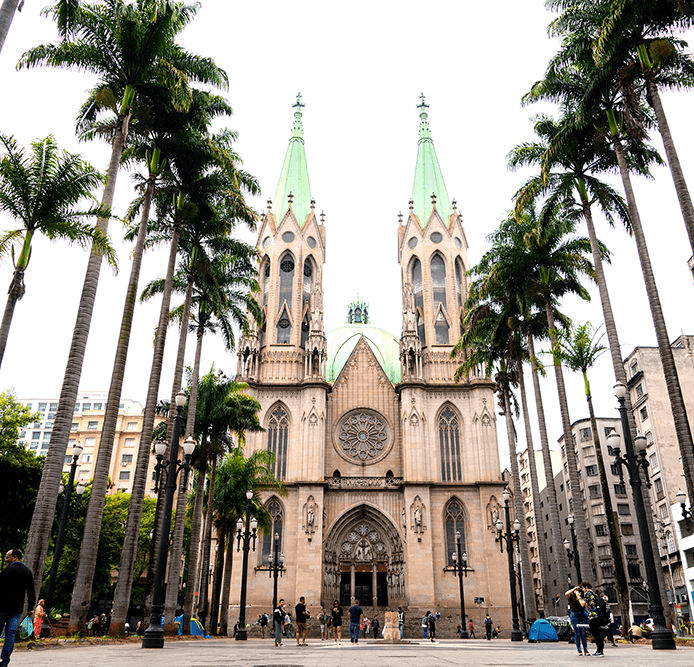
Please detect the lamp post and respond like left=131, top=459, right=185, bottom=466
left=610, top=381, right=676, bottom=650
left=235, top=489, right=258, bottom=640
left=564, top=514, right=582, bottom=583
left=41, top=442, right=86, bottom=638
left=496, top=489, right=523, bottom=642
left=142, top=390, right=195, bottom=649
left=676, top=490, right=692, bottom=530
left=514, top=546, right=526, bottom=630
left=268, top=532, right=285, bottom=611
left=451, top=530, right=469, bottom=638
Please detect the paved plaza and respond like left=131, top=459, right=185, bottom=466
left=8, top=638, right=694, bottom=667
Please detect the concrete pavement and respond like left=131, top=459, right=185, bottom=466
left=8, top=638, right=693, bottom=667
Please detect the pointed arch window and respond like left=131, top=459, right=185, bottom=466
left=267, top=405, right=289, bottom=479
left=302, top=259, right=312, bottom=308
left=439, top=406, right=462, bottom=482
left=445, top=499, right=466, bottom=566
left=455, top=259, right=464, bottom=309
left=412, top=258, right=425, bottom=345
left=261, top=498, right=284, bottom=564
left=431, top=255, right=447, bottom=311
left=277, top=307, right=291, bottom=344
left=435, top=308, right=449, bottom=344
left=278, top=254, right=294, bottom=315
left=262, top=259, right=271, bottom=307
left=260, top=311, right=267, bottom=348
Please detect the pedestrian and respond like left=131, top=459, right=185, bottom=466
left=398, top=606, right=405, bottom=639
left=349, top=599, right=363, bottom=644
left=99, top=613, right=107, bottom=636
left=493, top=626, right=500, bottom=638
left=295, top=596, right=310, bottom=645
left=468, top=619, right=476, bottom=638
left=606, top=607, right=616, bottom=646
left=319, top=608, right=327, bottom=640
left=260, top=612, right=268, bottom=638
left=331, top=599, right=343, bottom=644
left=233, top=621, right=238, bottom=638
left=103, top=613, right=111, bottom=636
left=371, top=616, right=380, bottom=639
left=578, top=581, right=608, bottom=657
left=284, top=611, right=294, bottom=639
left=92, top=615, right=101, bottom=637
left=273, top=599, right=285, bottom=646
left=566, top=584, right=589, bottom=656
left=421, top=612, right=428, bottom=639
left=124, top=621, right=130, bottom=637
left=484, top=613, right=493, bottom=640
left=33, top=599, right=45, bottom=638
left=0, top=548, right=36, bottom=667
left=427, top=611, right=436, bottom=642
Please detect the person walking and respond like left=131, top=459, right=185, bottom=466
left=371, top=616, right=380, bottom=639
left=319, top=608, right=328, bottom=640
left=260, top=612, right=268, bottom=638
left=566, top=584, right=589, bottom=656
left=0, top=548, right=36, bottom=666
left=331, top=600, right=343, bottom=644
left=484, top=613, right=493, bottom=640
left=295, top=597, right=310, bottom=646
left=421, top=612, right=429, bottom=639
left=578, top=581, right=608, bottom=657
left=33, top=599, right=45, bottom=638
left=427, top=611, right=436, bottom=642
left=468, top=619, right=476, bottom=638
left=398, top=607, right=405, bottom=639
left=349, top=599, right=363, bottom=644
left=273, top=599, right=285, bottom=646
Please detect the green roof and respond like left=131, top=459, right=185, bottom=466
left=411, top=94, right=453, bottom=227
left=326, top=324, right=401, bottom=385
left=272, top=93, right=312, bottom=227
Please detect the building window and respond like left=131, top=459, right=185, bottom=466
left=439, top=407, right=462, bottom=482
left=64, top=455, right=72, bottom=465
left=261, top=498, right=284, bottom=565
left=38, top=403, right=47, bottom=412
left=125, top=438, right=136, bottom=447
left=622, top=524, right=634, bottom=536
left=445, top=499, right=466, bottom=566
left=431, top=255, right=449, bottom=344
left=630, top=360, right=638, bottom=376
left=93, top=403, right=103, bottom=411
left=455, top=259, right=464, bottom=309
left=592, top=504, right=605, bottom=516
left=84, top=437, right=96, bottom=447
left=127, top=422, right=137, bottom=431
left=659, top=503, right=669, bottom=520
left=119, top=471, right=130, bottom=480
left=87, top=421, right=98, bottom=430
left=434, top=309, right=449, bottom=344
left=267, top=405, right=289, bottom=480
left=411, top=258, right=426, bottom=346
left=82, top=403, right=91, bottom=411
left=617, top=504, right=631, bottom=515
left=604, top=426, right=616, bottom=437
left=580, top=427, right=592, bottom=441
left=610, top=464, right=620, bottom=476
left=625, top=544, right=638, bottom=556
left=645, top=431, right=654, bottom=445
left=585, top=465, right=598, bottom=476
left=82, top=453, right=93, bottom=463
left=43, top=432, right=51, bottom=441
left=598, top=545, right=611, bottom=557
left=278, top=255, right=295, bottom=316
left=654, top=477, right=664, bottom=500
left=628, top=563, right=641, bottom=579
left=614, top=483, right=627, bottom=496
left=649, top=453, right=659, bottom=473
left=635, top=384, right=643, bottom=398
left=640, top=405, right=648, bottom=421
left=666, top=531, right=676, bottom=553
left=32, top=431, right=41, bottom=440
left=122, top=454, right=133, bottom=464
left=595, top=524, right=608, bottom=537
left=276, top=307, right=291, bottom=344
left=601, top=563, right=614, bottom=577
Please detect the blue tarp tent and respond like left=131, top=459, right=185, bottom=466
left=528, top=618, right=559, bottom=643
left=190, top=618, right=211, bottom=638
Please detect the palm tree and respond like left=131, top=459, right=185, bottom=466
left=21, top=0, right=227, bottom=606
left=559, top=322, right=631, bottom=632
left=0, top=0, right=22, bottom=55
left=0, top=134, right=115, bottom=366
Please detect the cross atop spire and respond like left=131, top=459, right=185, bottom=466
left=417, top=93, right=429, bottom=112
left=293, top=92, right=305, bottom=111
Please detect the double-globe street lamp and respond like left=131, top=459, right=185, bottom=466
left=675, top=490, right=693, bottom=529
left=496, top=489, right=523, bottom=642
left=142, top=390, right=196, bottom=649
left=451, top=530, right=470, bottom=638
left=610, top=381, right=676, bottom=651
left=41, top=442, right=86, bottom=638
left=268, top=532, right=285, bottom=611
left=563, top=513, right=582, bottom=583
left=235, top=489, right=258, bottom=640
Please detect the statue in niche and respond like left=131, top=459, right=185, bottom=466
left=310, top=284, right=324, bottom=330
left=487, top=496, right=500, bottom=531
left=355, top=540, right=373, bottom=561
left=410, top=496, right=426, bottom=541
left=402, top=281, right=416, bottom=332
left=303, top=495, right=318, bottom=540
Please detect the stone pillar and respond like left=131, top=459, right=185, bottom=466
left=350, top=563, right=355, bottom=603
left=372, top=563, right=378, bottom=606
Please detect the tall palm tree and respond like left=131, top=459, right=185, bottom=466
left=559, top=323, right=631, bottom=632
left=0, top=0, right=22, bottom=55
left=0, top=134, right=115, bottom=366
left=20, top=0, right=227, bottom=604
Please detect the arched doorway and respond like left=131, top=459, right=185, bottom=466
left=323, top=505, right=405, bottom=608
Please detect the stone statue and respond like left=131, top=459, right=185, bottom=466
left=310, top=285, right=324, bottom=330
left=355, top=540, right=373, bottom=561
left=307, top=505, right=314, bottom=527
left=402, top=282, right=416, bottom=332
left=414, top=505, right=422, bottom=528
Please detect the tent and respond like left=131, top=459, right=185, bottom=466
left=528, top=618, right=559, bottom=643
left=190, top=618, right=211, bottom=638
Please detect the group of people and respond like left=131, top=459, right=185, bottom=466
left=86, top=612, right=111, bottom=637
left=566, top=581, right=614, bottom=657
left=270, top=597, right=311, bottom=646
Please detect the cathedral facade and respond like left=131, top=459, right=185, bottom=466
left=233, top=96, right=512, bottom=634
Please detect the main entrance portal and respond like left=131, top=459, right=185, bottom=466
left=324, top=505, right=405, bottom=608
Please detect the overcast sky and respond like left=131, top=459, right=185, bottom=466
left=2, top=1, right=694, bottom=472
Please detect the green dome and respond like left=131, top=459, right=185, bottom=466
left=326, top=324, right=401, bottom=385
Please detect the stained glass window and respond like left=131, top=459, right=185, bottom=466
left=267, top=406, right=289, bottom=480
left=445, top=500, right=466, bottom=566
left=439, top=407, right=462, bottom=482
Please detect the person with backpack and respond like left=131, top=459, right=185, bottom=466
left=578, top=581, right=608, bottom=656
left=484, top=613, right=493, bottom=640
left=566, top=584, right=590, bottom=655
left=273, top=600, right=285, bottom=646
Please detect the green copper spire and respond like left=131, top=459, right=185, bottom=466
left=272, top=93, right=313, bottom=227
left=411, top=94, right=453, bottom=227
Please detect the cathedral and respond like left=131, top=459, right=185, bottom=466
left=233, top=95, right=513, bottom=634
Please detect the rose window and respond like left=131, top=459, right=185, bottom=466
left=338, top=412, right=388, bottom=461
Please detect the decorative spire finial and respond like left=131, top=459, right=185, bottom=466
left=398, top=211, right=403, bottom=224
left=293, top=92, right=305, bottom=112
left=452, top=198, right=457, bottom=211
left=409, top=199, right=414, bottom=211
left=267, top=198, right=272, bottom=210
left=310, top=197, right=315, bottom=210
left=291, top=93, right=305, bottom=140
left=417, top=93, right=431, bottom=142
left=288, top=191, right=294, bottom=205
left=431, top=191, right=437, bottom=206
left=320, top=210, right=325, bottom=223
left=417, top=92, right=429, bottom=114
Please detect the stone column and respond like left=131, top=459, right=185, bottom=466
left=372, top=563, right=378, bottom=606
left=350, top=563, right=355, bottom=603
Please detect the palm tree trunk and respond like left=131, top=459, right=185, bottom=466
left=26, top=111, right=131, bottom=605
left=218, top=532, right=234, bottom=636
left=109, top=226, right=180, bottom=635
left=501, top=385, right=537, bottom=623
left=67, top=175, right=156, bottom=632
left=198, top=456, right=217, bottom=632
left=544, top=299, right=594, bottom=581
left=612, top=135, right=683, bottom=624
left=0, top=266, right=24, bottom=368
left=182, top=455, right=207, bottom=633
left=0, top=0, right=20, bottom=54
left=527, top=332, right=570, bottom=589
left=209, top=526, right=226, bottom=636
left=585, top=385, right=630, bottom=634
left=517, top=365, right=551, bottom=615
left=647, top=79, right=694, bottom=255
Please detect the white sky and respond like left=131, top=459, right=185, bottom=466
left=1, top=1, right=694, bottom=472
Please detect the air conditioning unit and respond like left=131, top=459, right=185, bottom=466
left=121, top=462, right=128, bottom=466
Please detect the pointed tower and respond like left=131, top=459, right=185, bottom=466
left=398, top=94, right=470, bottom=383
left=237, top=93, right=327, bottom=384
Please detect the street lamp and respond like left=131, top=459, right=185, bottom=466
left=496, top=489, right=523, bottom=642
left=451, top=530, right=470, bottom=639
left=610, top=381, right=676, bottom=650
left=41, top=442, right=86, bottom=638
left=268, top=532, right=285, bottom=612
left=676, top=490, right=692, bottom=530
left=564, top=514, right=582, bottom=583
left=235, top=489, right=258, bottom=640
left=142, top=390, right=195, bottom=649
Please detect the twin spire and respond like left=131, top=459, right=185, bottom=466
left=271, top=93, right=453, bottom=228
